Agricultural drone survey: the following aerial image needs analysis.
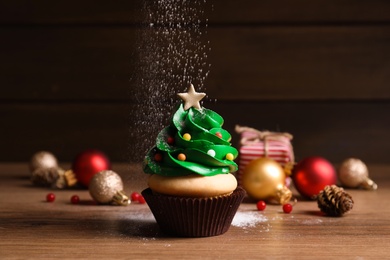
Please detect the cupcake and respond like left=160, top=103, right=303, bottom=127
left=142, top=84, right=245, bottom=237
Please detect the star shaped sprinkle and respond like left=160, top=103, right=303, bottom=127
left=177, top=84, right=206, bottom=110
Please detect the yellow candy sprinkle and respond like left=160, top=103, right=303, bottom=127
left=225, top=153, right=234, bottom=161
left=177, top=153, right=186, bottom=161
left=183, top=133, right=191, bottom=141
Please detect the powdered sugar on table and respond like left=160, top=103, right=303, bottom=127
left=231, top=211, right=268, bottom=228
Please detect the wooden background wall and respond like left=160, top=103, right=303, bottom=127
left=1, top=1, right=390, bottom=166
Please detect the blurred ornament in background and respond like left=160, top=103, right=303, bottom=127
left=338, top=158, right=377, bottom=190
left=62, top=169, right=78, bottom=188
left=29, top=151, right=77, bottom=189
left=72, top=149, right=111, bottom=187
left=241, top=157, right=292, bottom=204
left=88, top=170, right=130, bottom=205
left=292, top=156, right=337, bottom=199
left=30, top=151, right=63, bottom=188
left=31, top=167, right=64, bottom=188
left=29, top=151, right=58, bottom=172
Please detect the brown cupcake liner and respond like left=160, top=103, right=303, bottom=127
left=141, top=187, right=246, bottom=237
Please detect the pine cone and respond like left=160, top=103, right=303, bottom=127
left=31, top=167, right=61, bottom=188
left=317, top=185, right=354, bottom=216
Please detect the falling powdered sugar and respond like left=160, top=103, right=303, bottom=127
left=231, top=211, right=268, bottom=228
left=129, top=0, right=211, bottom=162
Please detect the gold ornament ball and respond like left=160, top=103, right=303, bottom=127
left=242, top=157, right=292, bottom=204
left=29, top=151, right=58, bottom=172
left=89, top=170, right=129, bottom=205
left=338, top=158, right=377, bottom=190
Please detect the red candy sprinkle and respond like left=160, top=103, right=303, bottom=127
left=154, top=153, right=163, bottom=162
left=46, top=193, right=55, bottom=202
left=256, top=200, right=267, bottom=211
left=167, top=137, right=175, bottom=145
left=283, top=203, right=293, bottom=213
left=215, top=132, right=223, bottom=138
left=131, top=192, right=141, bottom=202
left=70, top=195, right=80, bottom=204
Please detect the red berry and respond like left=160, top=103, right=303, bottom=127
left=138, top=195, right=146, bottom=204
left=70, top=195, right=80, bottom=204
left=256, top=200, right=267, bottom=211
left=215, top=132, right=222, bottom=138
left=283, top=203, right=293, bottom=213
left=131, top=192, right=141, bottom=202
left=46, top=193, right=55, bottom=202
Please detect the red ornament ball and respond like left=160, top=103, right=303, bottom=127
left=283, top=203, right=293, bottom=213
left=215, top=132, right=223, bottom=139
left=292, top=156, right=337, bottom=199
left=46, top=193, right=55, bottom=202
left=256, top=200, right=267, bottom=211
left=72, top=149, right=111, bottom=187
left=70, top=195, right=80, bottom=204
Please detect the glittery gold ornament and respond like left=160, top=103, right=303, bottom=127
left=88, top=170, right=130, bottom=205
left=338, top=158, right=377, bottom=190
left=29, top=151, right=58, bottom=172
left=242, top=157, right=292, bottom=204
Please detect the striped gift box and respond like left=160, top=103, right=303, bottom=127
left=235, top=125, right=294, bottom=185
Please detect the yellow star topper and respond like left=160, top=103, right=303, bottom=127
left=177, top=84, right=206, bottom=110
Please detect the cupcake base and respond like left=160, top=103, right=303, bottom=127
left=141, top=187, right=246, bottom=237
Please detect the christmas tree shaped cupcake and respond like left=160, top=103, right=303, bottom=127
left=142, top=84, right=245, bottom=237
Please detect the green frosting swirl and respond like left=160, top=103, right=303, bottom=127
left=143, top=103, right=238, bottom=177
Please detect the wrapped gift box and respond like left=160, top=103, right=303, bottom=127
left=235, top=125, right=294, bottom=185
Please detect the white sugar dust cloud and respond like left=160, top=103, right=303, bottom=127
left=130, top=0, right=211, bottom=162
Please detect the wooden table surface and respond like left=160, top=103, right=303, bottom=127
left=1, top=163, right=389, bottom=259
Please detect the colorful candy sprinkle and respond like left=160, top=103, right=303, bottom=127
left=215, top=132, right=223, bottom=138
left=154, top=153, right=163, bottom=162
left=207, top=149, right=216, bottom=157
left=225, top=153, right=234, bottom=161
left=177, top=153, right=186, bottom=161
left=167, top=136, right=175, bottom=145
left=183, top=133, right=191, bottom=141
